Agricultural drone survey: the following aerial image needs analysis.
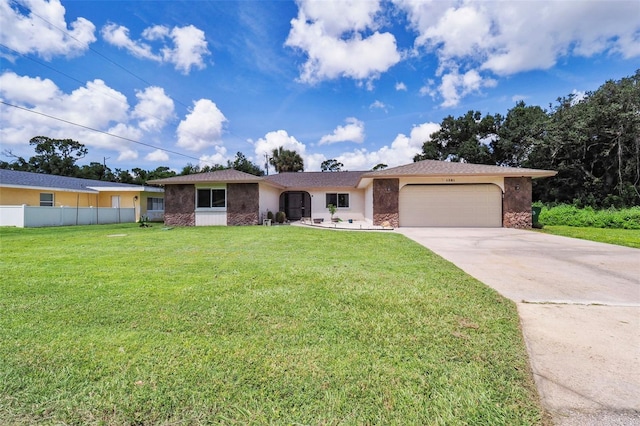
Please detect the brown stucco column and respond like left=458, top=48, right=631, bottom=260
left=503, top=177, right=532, bottom=228
left=164, top=184, right=195, bottom=226
left=373, top=178, right=399, bottom=227
left=227, top=183, right=259, bottom=226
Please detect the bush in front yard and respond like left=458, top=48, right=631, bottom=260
left=538, top=204, right=640, bottom=229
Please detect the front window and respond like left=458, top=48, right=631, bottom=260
left=197, top=188, right=226, bottom=209
left=40, top=193, right=54, bottom=207
left=147, top=197, right=164, bottom=211
left=325, top=193, right=349, bottom=208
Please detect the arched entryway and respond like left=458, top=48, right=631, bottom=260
left=279, top=191, right=311, bottom=221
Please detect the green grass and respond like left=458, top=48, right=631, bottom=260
left=537, top=225, right=640, bottom=249
left=1, top=224, right=544, bottom=425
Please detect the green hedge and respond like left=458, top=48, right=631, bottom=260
left=537, top=204, right=640, bottom=229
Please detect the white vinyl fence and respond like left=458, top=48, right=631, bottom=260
left=0, top=205, right=136, bottom=228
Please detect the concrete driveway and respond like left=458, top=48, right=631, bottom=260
left=396, top=228, right=640, bottom=426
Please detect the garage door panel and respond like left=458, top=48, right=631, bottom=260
left=399, top=184, right=502, bottom=227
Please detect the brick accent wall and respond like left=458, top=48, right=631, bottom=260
left=503, top=177, right=532, bottom=228
left=227, top=183, right=259, bottom=226
left=164, top=184, right=195, bottom=226
left=373, top=178, right=399, bottom=227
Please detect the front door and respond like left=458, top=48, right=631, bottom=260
left=280, top=191, right=311, bottom=221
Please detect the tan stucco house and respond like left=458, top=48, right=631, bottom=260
left=148, top=160, right=556, bottom=228
left=0, top=169, right=164, bottom=227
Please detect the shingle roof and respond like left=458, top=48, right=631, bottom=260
left=0, top=169, right=160, bottom=192
left=147, top=169, right=274, bottom=185
left=264, top=171, right=366, bottom=188
left=361, top=160, right=557, bottom=178
left=144, top=161, right=556, bottom=189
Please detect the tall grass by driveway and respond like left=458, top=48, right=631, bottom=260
left=1, top=225, right=543, bottom=425
left=538, top=204, right=640, bottom=229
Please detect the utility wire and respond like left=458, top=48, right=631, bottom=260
left=1, top=100, right=203, bottom=163
left=23, top=5, right=191, bottom=109
left=0, top=42, right=182, bottom=131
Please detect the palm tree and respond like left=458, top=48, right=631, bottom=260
left=269, top=146, right=304, bottom=173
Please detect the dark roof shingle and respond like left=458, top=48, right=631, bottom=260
left=148, top=169, right=268, bottom=185
left=361, top=160, right=556, bottom=178
left=0, top=169, right=156, bottom=192
left=264, top=171, right=366, bottom=188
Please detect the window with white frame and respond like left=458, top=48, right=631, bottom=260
left=40, top=193, right=54, bottom=207
left=147, top=197, right=164, bottom=211
left=325, top=193, right=349, bottom=208
left=197, top=188, right=226, bottom=209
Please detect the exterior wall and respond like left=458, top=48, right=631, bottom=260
left=398, top=175, right=506, bottom=191
left=502, top=177, right=532, bottom=228
left=164, top=184, right=195, bottom=226
left=364, top=184, right=373, bottom=224
left=259, top=184, right=280, bottom=221
left=97, top=192, right=136, bottom=208
left=227, top=183, right=259, bottom=225
left=0, top=187, right=98, bottom=207
left=373, top=179, right=399, bottom=227
left=306, top=187, right=365, bottom=222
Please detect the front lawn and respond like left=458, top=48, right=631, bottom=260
left=0, top=225, right=543, bottom=425
left=537, top=225, right=640, bottom=249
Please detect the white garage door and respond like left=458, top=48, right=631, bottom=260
left=399, top=184, right=502, bottom=227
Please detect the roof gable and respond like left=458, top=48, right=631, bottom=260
left=147, top=169, right=268, bottom=185
left=361, top=160, right=557, bottom=178
left=264, top=171, right=366, bottom=188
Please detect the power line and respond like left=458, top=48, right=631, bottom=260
left=23, top=5, right=192, bottom=110
left=0, top=42, right=183, bottom=131
left=1, top=100, right=204, bottom=163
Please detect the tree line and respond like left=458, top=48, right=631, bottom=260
left=414, top=70, right=639, bottom=207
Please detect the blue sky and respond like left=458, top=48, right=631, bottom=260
left=1, top=0, right=639, bottom=173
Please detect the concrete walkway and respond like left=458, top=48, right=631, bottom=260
left=396, top=228, right=640, bottom=426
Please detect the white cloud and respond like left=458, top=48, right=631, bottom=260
left=439, top=69, right=497, bottom=107
left=253, top=129, right=327, bottom=172
left=285, top=0, right=401, bottom=85
left=0, top=72, right=130, bottom=144
left=0, top=0, right=96, bottom=59
left=176, top=99, right=227, bottom=152
left=161, top=25, right=210, bottom=74
left=145, top=149, right=169, bottom=162
left=395, top=82, right=407, bottom=91
left=102, top=23, right=210, bottom=74
left=199, top=146, right=229, bottom=168
left=319, top=117, right=365, bottom=145
left=0, top=71, right=194, bottom=163
left=101, top=23, right=160, bottom=61
left=132, top=87, right=176, bottom=132
left=335, top=121, right=440, bottom=170
left=253, top=129, right=306, bottom=158
left=369, top=100, right=387, bottom=111
left=394, top=1, right=640, bottom=105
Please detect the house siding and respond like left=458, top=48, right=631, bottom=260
left=503, top=177, right=532, bottom=228
left=227, top=183, right=259, bottom=226
left=164, top=184, right=195, bottom=226
left=373, top=178, right=399, bottom=227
